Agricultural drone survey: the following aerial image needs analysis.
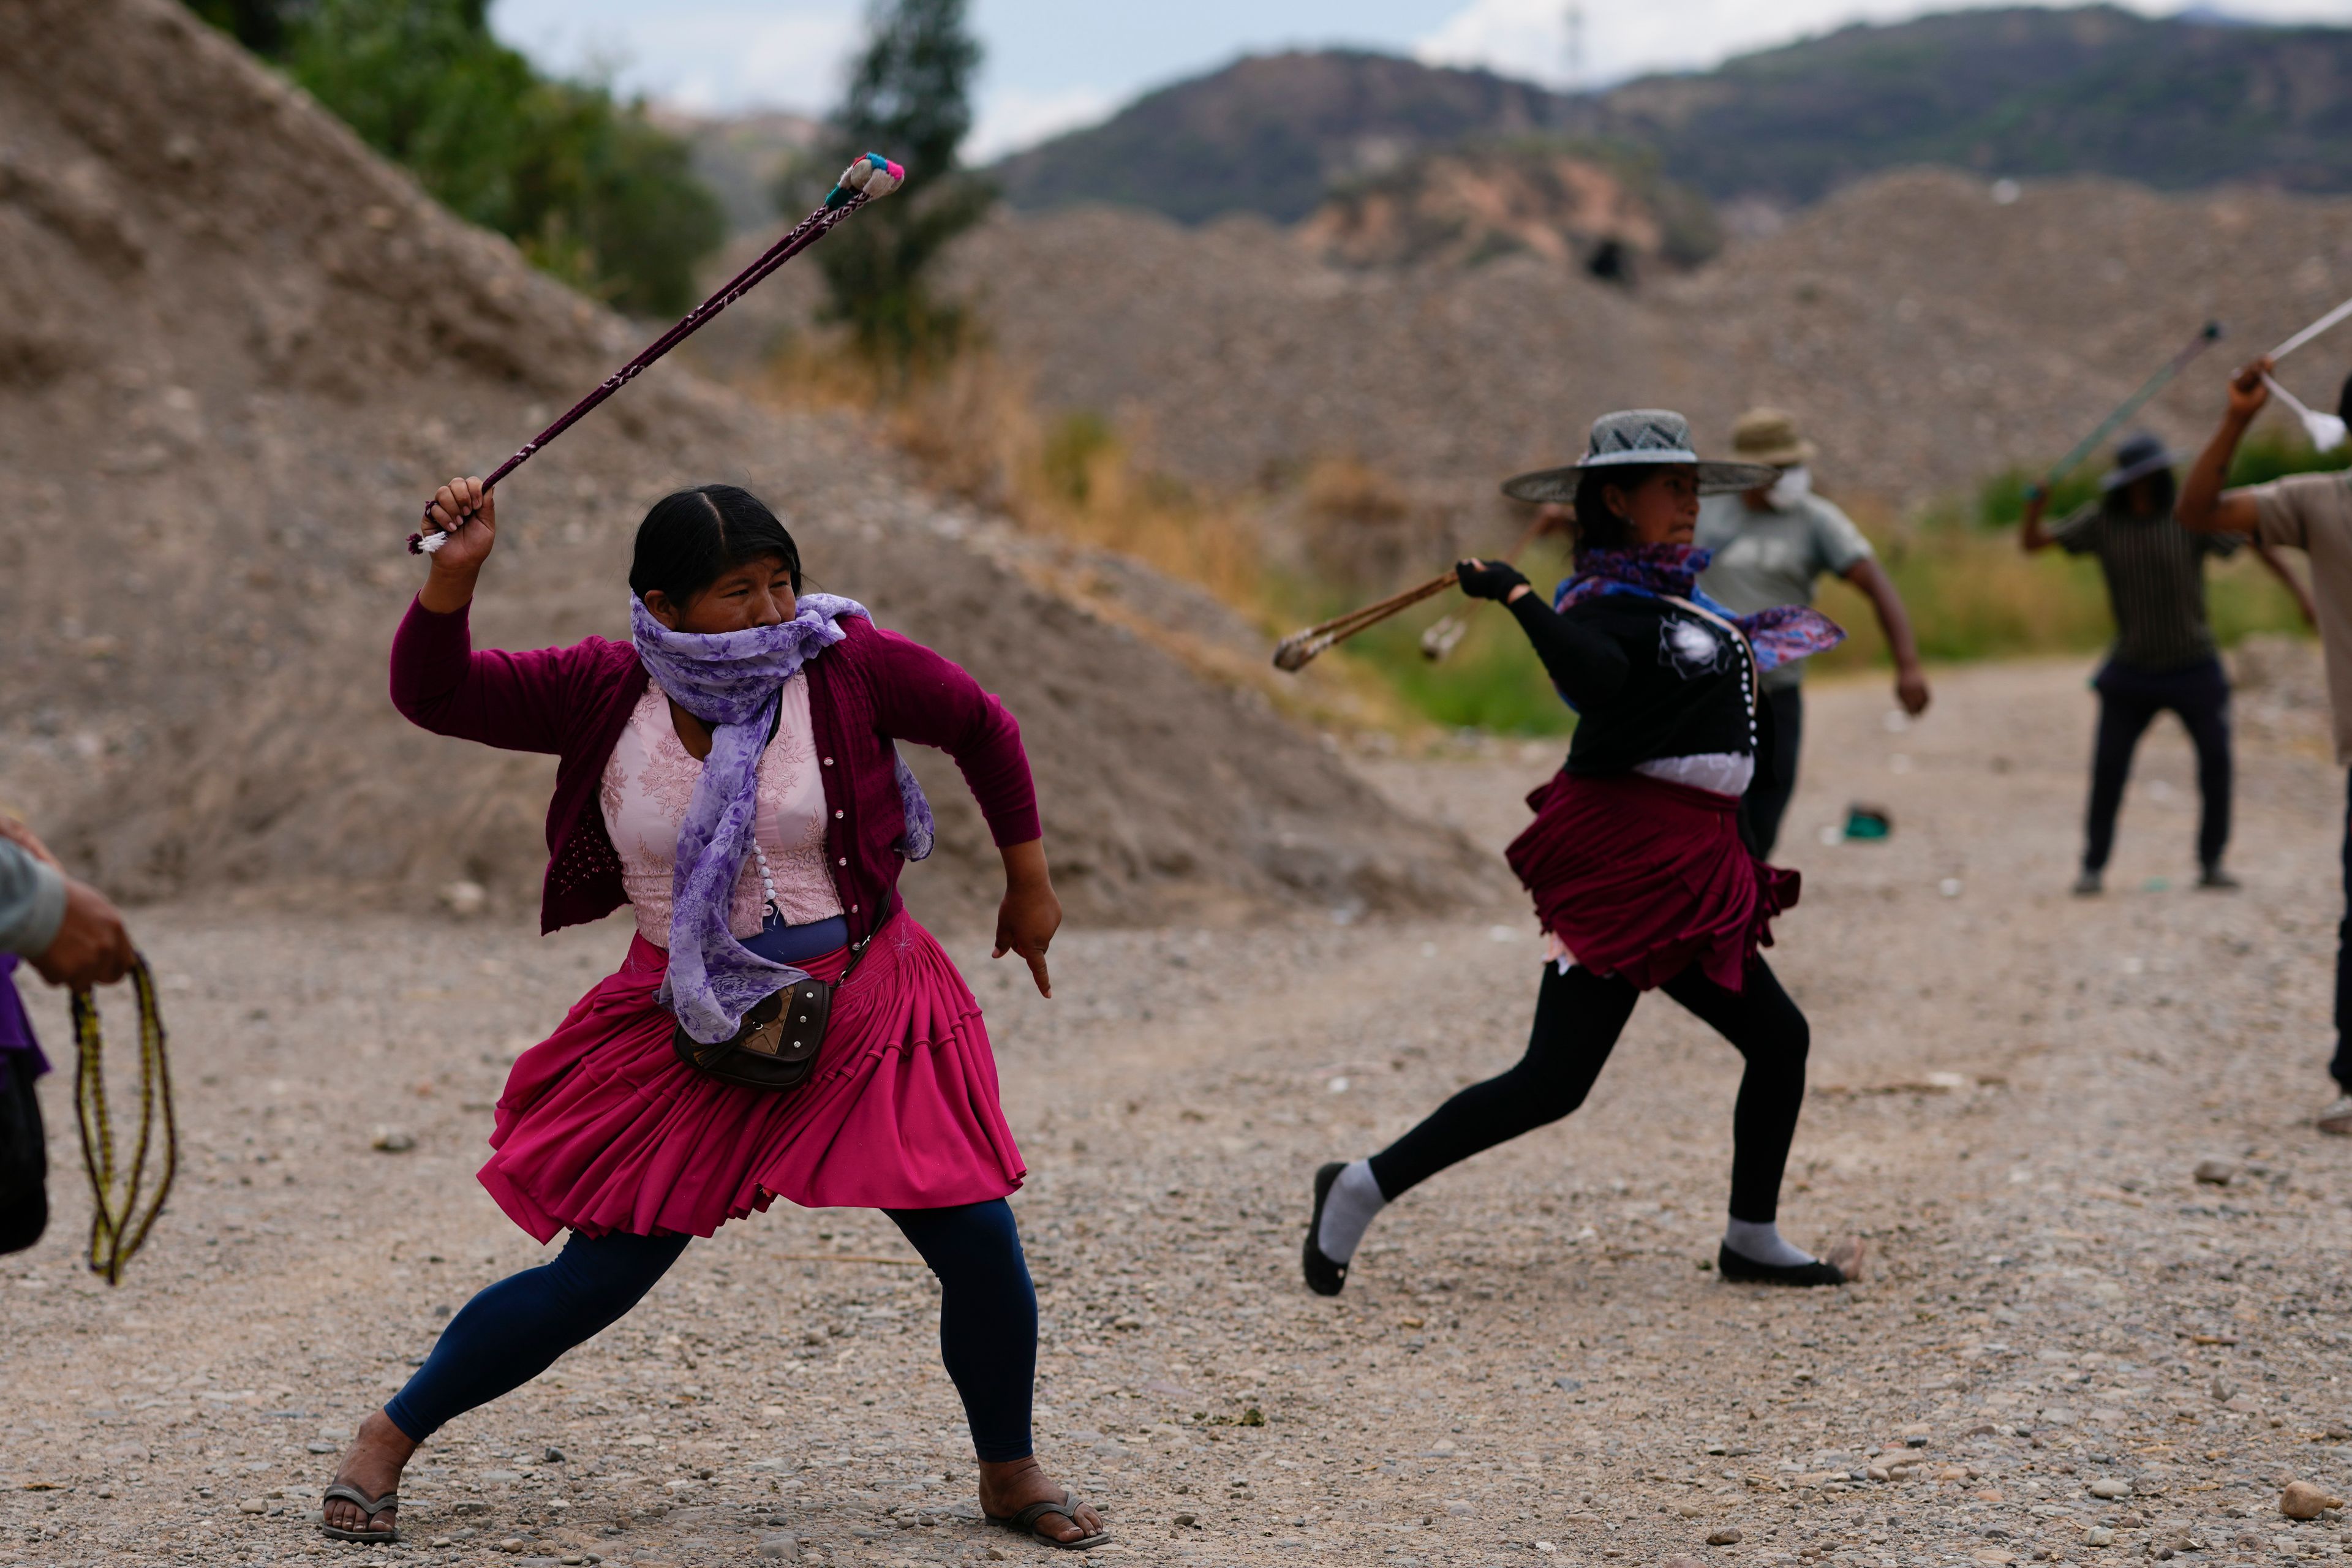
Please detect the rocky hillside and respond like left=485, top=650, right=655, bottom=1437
left=1300, top=141, right=1720, bottom=276
left=994, top=51, right=1573, bottom=226
left=997, top=8, right=2352, bottom=224
left=946, top=168, right=2352, bottom=513
left=0, top=0, right=1494, bottom=925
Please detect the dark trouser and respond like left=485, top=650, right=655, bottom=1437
left=1367, top=958, right=1811, bottom=1224
left=2335, top=771, right=2352, bottom=1095
left=0, top=1052, right=47, bottom=1256
left=1740, top=686, right=1804, bottom=860
left=385, top=1199, right=1038, bottom=1461
left=2082, top=657, right=2231, bottom=873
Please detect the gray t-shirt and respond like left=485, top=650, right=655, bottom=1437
left=2247, top=469, right=2352, bottom=764
left=1695, top=491, right=1875, bottom=688
left=0, top=842, right=65, bottom=959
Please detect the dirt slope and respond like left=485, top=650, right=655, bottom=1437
left=0, top=0, right=1494, bottom=927
left=948, top=170, right=2352, bottom=513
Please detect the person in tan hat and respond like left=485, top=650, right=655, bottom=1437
left=1696, top=407, right=1930, bottom=856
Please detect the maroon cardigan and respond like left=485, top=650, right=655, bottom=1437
left=389, top=598, right=1041, bottom=940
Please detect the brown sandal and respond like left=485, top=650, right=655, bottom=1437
left=318, top=1483, right=399, bottom=1543
left=988, top=1488, right=1110, bottom=1551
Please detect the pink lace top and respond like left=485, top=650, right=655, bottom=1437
left=599, top=676, right=845, bottom=946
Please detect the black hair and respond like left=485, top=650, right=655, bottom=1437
left=2339, top=370, right=2352, bottom=428
left=628, top=484, right=801, bottom=606
left=1570, top=464, right=1667, bottom=551
left=2106, top=468, right=2177, bottom=521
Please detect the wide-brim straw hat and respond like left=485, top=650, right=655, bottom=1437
left=1730, top=405, right=1819, bottom=469
left=1501, top=409, right=1777, bottom=503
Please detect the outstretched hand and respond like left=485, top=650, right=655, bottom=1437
left=992, top=840, right=1060, bottom=998
left=1894, top=665, right=1931, bottom=717
left=1455, top=558, right=1531, bottom=603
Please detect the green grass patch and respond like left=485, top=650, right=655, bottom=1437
left=1329, top=540, right=1580, bottom=737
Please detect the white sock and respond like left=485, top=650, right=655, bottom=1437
left=1724, top=1216, right=1815, bottom=1269
left=1316, top=1159, right=1387, bottom=1264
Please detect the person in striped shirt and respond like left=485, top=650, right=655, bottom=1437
left=2021, top=431, right=2313, bottom=897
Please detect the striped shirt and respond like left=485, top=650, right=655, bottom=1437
left=2051, top=500, right=2241, bottom=673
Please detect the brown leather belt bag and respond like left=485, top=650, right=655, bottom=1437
left=671, top=935, right=872, bottom=1093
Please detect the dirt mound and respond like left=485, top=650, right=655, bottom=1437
left=947, top=170, right=2352, bottom=516
left=0, top=0, right=1496, bottom=927
left=1298, top=142, right=1719, bottom=277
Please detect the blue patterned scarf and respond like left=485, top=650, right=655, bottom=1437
left=1553, top=543, right=1845, bottom=677
left=630, top=595, right=935, bottom=1045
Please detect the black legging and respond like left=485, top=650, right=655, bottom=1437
left=1368, top=957, right=1810, bottom=1223
left=385, top=1200, right=1037, bottom=1461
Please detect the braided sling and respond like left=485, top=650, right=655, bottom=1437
left=70, top=954, right=176, bottom=1286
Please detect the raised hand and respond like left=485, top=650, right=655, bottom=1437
left=2228, top=356, right=2275, bottom=422
left=418, top=478, right=496, bottom=614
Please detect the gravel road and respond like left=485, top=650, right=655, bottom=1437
left=9, top=658, right=2352, bottom=1568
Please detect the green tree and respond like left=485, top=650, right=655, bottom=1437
left=801, top=0, right=996, bottom=365
left=186, top=0, right=723, bottom=316
left=185, top=0, right=306, bottom=55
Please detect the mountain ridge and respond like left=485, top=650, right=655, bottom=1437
left=995, top=7, right=2352, bottom=223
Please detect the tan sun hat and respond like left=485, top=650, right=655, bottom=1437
left=1730, top=407, right=1819, bottom=469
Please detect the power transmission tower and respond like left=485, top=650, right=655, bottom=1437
left=1564, top=1, right=1585, bottom=89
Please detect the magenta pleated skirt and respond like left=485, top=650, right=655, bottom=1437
left=479, top=909, right=1026, bottom=1243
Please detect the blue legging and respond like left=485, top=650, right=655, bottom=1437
left=383, top=1200, right=1036, bottom=1462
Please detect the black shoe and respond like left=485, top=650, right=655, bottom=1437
left=2199, top=864, right=2241, bottom=892
left=2071, top=869, right=2103, bottom=897
left=1303, top=1161, right=1350, bottom=1297
left=1716, top=1242, right=1847, bottom=1287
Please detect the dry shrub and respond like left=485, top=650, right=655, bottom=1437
left=762, top=339, right=1278, bottom=615
left=1298, top=456, right=1454, bottom=589
left=1302, top=456, right=1412, bottom=525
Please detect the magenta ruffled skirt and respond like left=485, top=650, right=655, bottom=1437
left=480, top=909, right=1026, bottom=1243
left=1506, top=771, right=1800, bottom=995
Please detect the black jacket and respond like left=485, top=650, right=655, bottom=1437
left=1506, top=590, right=1760, bottom=774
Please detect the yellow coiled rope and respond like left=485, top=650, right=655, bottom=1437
left=69, top=954, right=175, bottom=1286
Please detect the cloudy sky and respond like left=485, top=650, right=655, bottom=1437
left=488, top=0, right=2352, bottom=160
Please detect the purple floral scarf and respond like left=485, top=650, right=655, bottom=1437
left=630, top=594, right=935, bottom=1046
left=1553, top=543, right=1845, bottom=677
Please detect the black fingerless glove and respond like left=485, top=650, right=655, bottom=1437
left=1455, top=559, right=1530, bottom=602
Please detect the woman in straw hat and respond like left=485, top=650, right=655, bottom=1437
left=1303, top=410, right=1864, bottom=1294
